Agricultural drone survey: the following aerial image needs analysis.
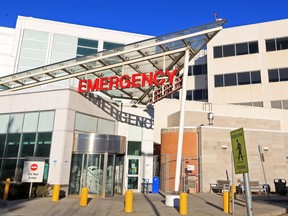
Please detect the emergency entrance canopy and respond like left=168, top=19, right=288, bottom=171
left=0, top=20, right=226, bottom=105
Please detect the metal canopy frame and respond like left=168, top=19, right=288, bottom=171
left=0, top=20, right=226, bottom=105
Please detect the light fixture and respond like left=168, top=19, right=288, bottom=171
left=207, top=112, right=214, bottom=126
left=221, top=145, right=228, bottom=149
left=263, top=147, right=269, bottom=151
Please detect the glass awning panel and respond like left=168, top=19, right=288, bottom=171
left=0, top=19, right=226, bottom=104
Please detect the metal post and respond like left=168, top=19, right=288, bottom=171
left=174, top=48, right=190, bottom=192
left=258, top=145, right=270, bottom=201
left=243, top=173, right=254, bottom=216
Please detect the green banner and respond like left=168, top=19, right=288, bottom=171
left=230, top=128, right=249, bottom=174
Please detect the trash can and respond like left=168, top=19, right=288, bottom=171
left=274, top=179, right=286, bottom=195
left=152, top=176, right=159, bottom=193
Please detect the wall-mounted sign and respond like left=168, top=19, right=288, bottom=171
left=22, top=161, right=45, bottom=183
left=78, top=70, right=178, bottom=93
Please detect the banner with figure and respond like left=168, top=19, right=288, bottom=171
left=230, top=128, right=249, bottom=174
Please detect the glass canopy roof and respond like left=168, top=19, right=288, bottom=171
left=0, top=19, right=226, bottom=105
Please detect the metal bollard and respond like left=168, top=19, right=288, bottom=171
left=80, top=187, right=88, bottom=206
left=223, top=190, right=230, bottom=213
left=3, top=178, right=11, bottom=201
left=180, top=192, right=188, bottom=215
left=51, top=184, right=60, bottom=202
left=125, top=190, right=133, bottom=213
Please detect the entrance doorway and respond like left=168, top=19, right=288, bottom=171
left=127, top=157, right=141, bottom=192
left=69, top=133, right=126, bottom=197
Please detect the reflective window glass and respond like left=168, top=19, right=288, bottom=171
left=253, top=102, right=263, bottom=107
left=186, top=90, right=192, bottom=100
left=97, top=119, right=115, bottom=135
left=266, top=39, right=276, bottom=51
left=1, top=159, right=17, bottom=181
left=249, top=41, right=259, bottom=54
left=276, top=37, right=288, bottom=50
left=268, top=69, right=279, bottom=82
left=172, top=91, right=179, bottom=99
left=238, top=72, right=250, bottom=85
left=75, top=113, right=97, bottom=133
left=224, top=74, right=237, bottom=86
left=213, top=46, right=222, bottom=58
left=5, top=134, right=21, bottom=157
left=0, top=134, right=6, bottom=157
left=128, top=141, right=141, bottom=156
left=103, top=42, right=124, bottom=50
left=0, top=114, right=9, bottom=134
left=35, top=132, right=52, bottom=157
left=188, top=66, right=193, bottom=76
left=251, top=71, right=261, bottom=84
left=38, top=111, right=54, bottom=132
left=20, top=133, right=36, bottom=157
left=23, top=112, right=39, bottom=133
left=215, top=75, right=224, bottom=87
left=193, top=65, right=204, bottom=75
left=69, top=154, right=83, bottom=195
left=271, top=101, right=282, bottom=109
left=8, top=114, right=24, bottom=133
left=193, top=89, right=203, bottom=100
left=223, top=45, right=235, bottom=57
left=282, top=100, right=288, bottom=109
left=279, top=68, right=288, bottom=81
left=236, top=43, right=248, bottom=55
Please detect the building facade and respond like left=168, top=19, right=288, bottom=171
left=1, top=16, right=288, bottom=196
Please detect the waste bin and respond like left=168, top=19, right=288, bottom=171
left=152, top=176, right=159, bottom=193
left=274, top=179, right=286, bottom=195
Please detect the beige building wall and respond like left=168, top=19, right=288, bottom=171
left=207, top=19, right=288, bottom=108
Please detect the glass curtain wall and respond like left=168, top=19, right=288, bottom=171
left=0, top=111, right=55, bottom=181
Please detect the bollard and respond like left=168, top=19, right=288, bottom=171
left=223, top=190, right=230, bottom=213
left=80, top=187, right=88, bottom=206
left=180, top=192, right=188, bottom=215
left=230, top=184, right=236, bottom=199
left=125, top=190, right=133, bottom=213
left=51, top=184, right=60, bottom=202
left=3, top=178, right=11, bottom=201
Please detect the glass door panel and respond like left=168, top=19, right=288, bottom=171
left=114, top=156, right=124, bottom=194
left=69, top=154, right=83, bottom=195
left=105, top=154, right=115, bottom=196
left=127, top=158, right=140, bottom=191
left=87, top=154, right=104, bottom=196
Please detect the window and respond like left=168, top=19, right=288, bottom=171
left=77, top=38, right=98, bottom=57
left=186, top=90, right=192, bottom=100
left=251, top=71, right=261, bottom=84
left=276, top=37, right=288, bottom=50
left=192, top=64, right=207, bottom=75
left=127, top=141, right=141, bottom=156
left=236, top=43, right=248, bottom=55
left=35, top=132, right=52, bottom=157
left=266, top=37, right=288, bottom=52
left=213, top=46, right=222, bottom=58
left=268, top=69, right=279, bottom=82
left=269, top=68, right=288, bottom=82
left=5, top=134, right=21, bottom=157
left=223, top=45, right=235, bottom=57
left=103, top=42, right=124, bottom=50
left=224, top=74, right=237, bottom=86
left=214, top=41, right=259, bottom=58
left=238, top=72, right=250, bottom=85
left=215, top=75, right=224, bottom=87
left=215, top=71, right=261, bottom=87
left=279, top=68, right=288, bottom=81
left=20, top=133, right=36, bottom=157
left=249, top=42, right=259, bottom=54
left=271, top=100, right=288, bottom=109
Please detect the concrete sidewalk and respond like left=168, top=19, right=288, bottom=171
left=0, top=192, right=288, bottom=216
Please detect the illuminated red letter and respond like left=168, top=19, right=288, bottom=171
left=154, top=70, right=165, bottom=85
left=120, top=75, right=131, bottom=89
left=109, top=76, right=119, bottom=90
left=165, top=69, right=178, bottom=84
left=131, top=74, right=142, bottom=88
left=78, top=80, right=87, bottom=93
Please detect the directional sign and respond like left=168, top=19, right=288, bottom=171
left=230, top=128, right=249, bottom=174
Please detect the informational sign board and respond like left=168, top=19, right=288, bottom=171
left=230, top=128, right=249, bottom=174
left=22, top=161, right=45, bottom=183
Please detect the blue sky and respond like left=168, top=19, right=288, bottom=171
left=0, top=0, right=287, bottom=36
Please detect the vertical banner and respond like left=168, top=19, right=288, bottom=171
left=230, top=128, right=249, bottom=174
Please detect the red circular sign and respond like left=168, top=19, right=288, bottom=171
left=30, top=163, right=38, bottom=171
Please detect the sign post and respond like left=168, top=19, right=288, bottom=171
left=22, top=157, right=45, bottom=198
left=230, top=128, right=253, bottom=216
